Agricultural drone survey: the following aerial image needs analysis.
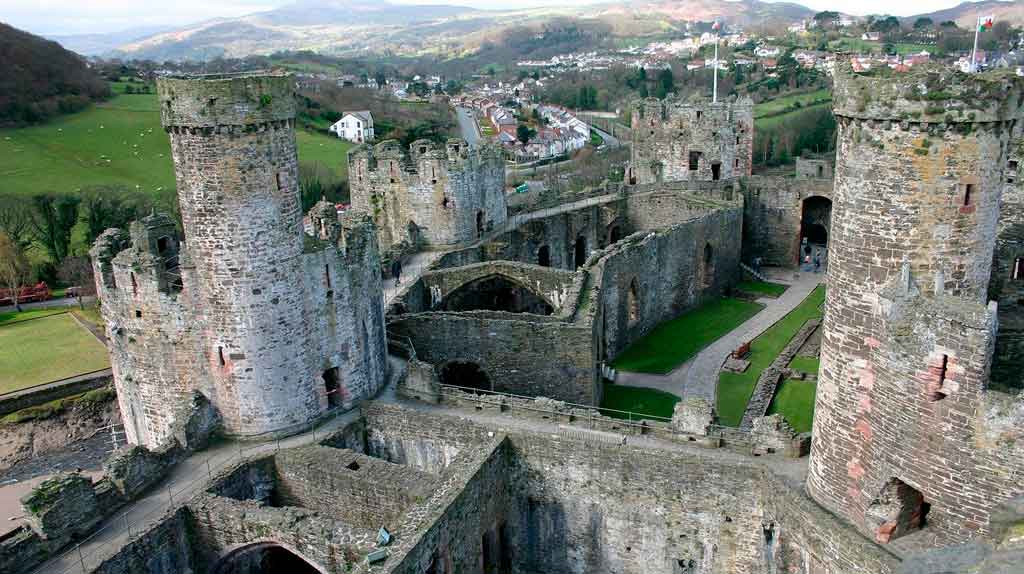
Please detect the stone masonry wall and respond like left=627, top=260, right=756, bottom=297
left=348, top=139, right=507, bottom=252
left=627, top=96, right=754, bottom=185
left=808, top=64, right=1024, bottom=546
left=742, top=176, right=834, bottom=267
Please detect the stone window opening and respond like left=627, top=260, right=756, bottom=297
left=711, top=162, right=722, bottom=181
left=134, top=310, right=142, bottom=318
left=476, top=210, right=485, bottom=238
left=628, top=167, right=636, bottom=185
left=701, top=243, right=715, bottom=288
left=431, top=166, right=437, bottom=185
left=734, top=158, right=740, bottom=169
left=963, top=183, right=975, bottom=206
left=1013, top=257, right=1024, bottom=280
left=346, top=460, right=360, bottom=471
left=217, top=346, right=225, bottom=367
left=928, top=354, right=951, bottom=402
left=130, top=272, right=137, bottom=295
left=325, top=264, right=331, bottom=289
left=442, top=196, right=450, bottom=209
left=275, top=172, right=283, bottom=192
left=419, top=145, right=427, bottom=154
left=696, top=110, right=702, bottom=121
left=867, top=478, right=930, bottom=543
left=628, top=279, right=640, bottom=326
left=736, top=135, right=741, bottom=145
left=689, top=151, right=702, bottom=172
left=574, top=236, right=588, bottom=270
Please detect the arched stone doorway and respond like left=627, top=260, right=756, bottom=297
left=700, top=243, right=715, bottom=288
left=440, top=361, right=491, bottom=393
left=800, top=196, right=832, bottom=253
left=537, top=245, right=551, bottom=267
left=574, top=236, right=588, bottom=270
left=214, top=542, right=325, bottom=574
left=441, top=275, right=554, bottom=315
left=476, top=210, right=485, bottom=238
left=608, top=225, right=623, bottom=246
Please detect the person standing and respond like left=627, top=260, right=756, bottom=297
left=391, top=258, right=403, bottom=286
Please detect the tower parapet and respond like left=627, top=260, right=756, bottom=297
left=808, top=64, right=1024, bottom=546
left=626, top=95, right=754, bottom=185
left=348, top=138, right=506, bottom=252
left=92, top=72, right=388, bottom=449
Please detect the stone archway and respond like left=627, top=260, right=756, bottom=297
left=800, top=196, right=832, bottom=249
left=440, top=361, right=491, bottom=393
left=441, top=274, right=554, bottom=315
left=574, top=236, right=588, bottom=270
left=214, top=542, right=326, bottom=574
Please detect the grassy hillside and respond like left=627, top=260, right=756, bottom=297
left=0, top=83, right=353, bottom=197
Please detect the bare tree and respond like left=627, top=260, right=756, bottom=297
left=0, top=232, right=32, bottom=312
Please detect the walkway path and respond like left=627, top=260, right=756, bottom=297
left=615, top=268, right=824, bottom=404
left=454, top=106, right=481, bottom=148
left=384, top=250, right=444, bottom=306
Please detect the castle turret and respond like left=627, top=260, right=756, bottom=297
left=808, top=64, right=1024, bottom=545
left=626, top=95, right=753, bottom=185
left=348, top=138, right=506, bottom=252
left=156, top=72, right=319, bottom=440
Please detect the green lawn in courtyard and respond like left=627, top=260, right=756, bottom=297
left=766, top=379, right=817, bottom=433
left=611, top=297, right=764, bottom=374
left=600, top=384, right=680, bottom=421
left=716, top=285, right=825, bottom=427
left=0, top=313, right=110, bottom=393
left=736, top=280, right=788, bottom=298
left=788, top=355, right=820, bottom=375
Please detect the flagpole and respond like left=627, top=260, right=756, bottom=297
left=713, top=30, right=719, bottom=103
left=971, top=17, right=981, bottom=73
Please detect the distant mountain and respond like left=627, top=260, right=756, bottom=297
left=0, top=22, right=110, bottom=126
left=63, top=0, right=815, bottom=62
left=909, top=1, right=1023, bottom=29
left=50, top=25, right=174, bottom=56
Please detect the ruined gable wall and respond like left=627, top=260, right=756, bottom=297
left=420, top=261, right=577, bottom=312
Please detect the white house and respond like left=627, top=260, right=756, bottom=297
left=329, top=111, right=374, bottom=143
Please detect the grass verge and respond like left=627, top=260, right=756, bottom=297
left=611, top=297, right=764, bottom=374
left=766, top=379, right=816, bottom=433
left=0, top=313, right=110, bottom=393
left=788, top=355, right=820, bottom=375
left=0, top=307, right=74, bottom=326
left=736, top=280, right=788, bottom=298
left=600, top=384, right=680, bottom=420
left=1, top=387, right=116, bottom=424
left=716, top=285, right=825, bottom=427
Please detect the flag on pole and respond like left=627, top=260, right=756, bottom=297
left=978, top=15, right=994, bottom=32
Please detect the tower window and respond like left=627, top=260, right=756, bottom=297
left=963, top=184, right=974, bottom=206
left=929, top=354, right=949, bottom=402
left=130, top=272, right=137, bottom=295
left=218, top=347, right=225, bottom=366
left=1013, top=257, right=1024, bottom=280
left=275, top=172, right=283, bottom=191
left=325, top=264, right=331, bottom=288
left=696, top=110, right=702, bottom=120
left=135, top=310, right=142, bottom=318
left=689, top=151, right=702, bottom=171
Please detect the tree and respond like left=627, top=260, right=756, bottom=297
left=57, top=256, right=94, bottom=310
left=29, top=193, right=80, bottom=264
left=0, top=194, right=33, bottom=250
left=940, top=21, right=958, bottom=29
left=913, top=17, right=933, bottom=30
left=79, top=186, right=146, bottom=246
left=516, top=124, right=535, bottom=145
left=0, top=232, right=32, bottom=312
left=374, top=70, right=386, bottom=88
left=655, top=69, right=675, bottom=99
left=875, top=16, right=902, bottom=34
left=813, top=11, right=840, bottom=29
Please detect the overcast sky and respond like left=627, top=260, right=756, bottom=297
left=1, top=0, right=998, bottom=36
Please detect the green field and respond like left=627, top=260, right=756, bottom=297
left=600, top=384, right=680, bottom=420
left=0, top=307, right=70, bottom=326
left=0, top=313, right=110, bottom=393
left=736, top=280, right=788, bottom=298
left=0, top=89, right=353, bottom=197
left=755, top=100, right=831, bottom=131
left=611, top=297, right=764, bottom=374
left=754, top=89, right=832, bottom=119
left=766, top=379, right=816, bottom=433
left=717, top=285, right=825, bottom=427
left=829, top=37, right=881, bottom=54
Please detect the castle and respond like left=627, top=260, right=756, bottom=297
left=23, top=66, right=1020, bottom=574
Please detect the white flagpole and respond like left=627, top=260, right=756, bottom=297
left=713, top=31, right=719, bottom=103
left=971, top=17, right=981, bottom=73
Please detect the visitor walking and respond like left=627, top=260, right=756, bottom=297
left=391, top=258, right=403, bottom=286
left=813, top=253, right=821, bottom=273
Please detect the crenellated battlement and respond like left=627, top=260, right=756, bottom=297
left=832, top=63, right=1024, bottom=124
left=157, top=71, right=295, bottom=128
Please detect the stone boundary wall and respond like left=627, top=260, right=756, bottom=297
left=0, top=370, right=112, bottom=417
left=91, top=507, right=195, bottom=574
left=739, top=318, right=821, bottom=429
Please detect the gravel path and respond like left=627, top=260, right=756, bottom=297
left=615, top=268, right=824, bottom=403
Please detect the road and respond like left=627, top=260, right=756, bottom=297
left=591, top=125, right=620, bottom=149
left=455, top=106, right=481, bottom=147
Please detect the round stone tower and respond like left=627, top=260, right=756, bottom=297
left=808, top=64, right=1024, bottom=543
left=157, top=72, right=320, bottom=439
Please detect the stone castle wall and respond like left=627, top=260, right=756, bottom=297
left=349, top=138, right=507, bottom=252
left=92, top=73, right=388, bottom=449
left=627, top=96, right=754, bottom=186
left=742, top=175, right=834, bottom=267
left=808, top=64, right=1024, bottom=545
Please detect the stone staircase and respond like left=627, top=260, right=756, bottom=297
left=740, top=262, right=769, bottom=282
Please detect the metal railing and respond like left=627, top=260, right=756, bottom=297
left=25, top=401, right=358, bottom=574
